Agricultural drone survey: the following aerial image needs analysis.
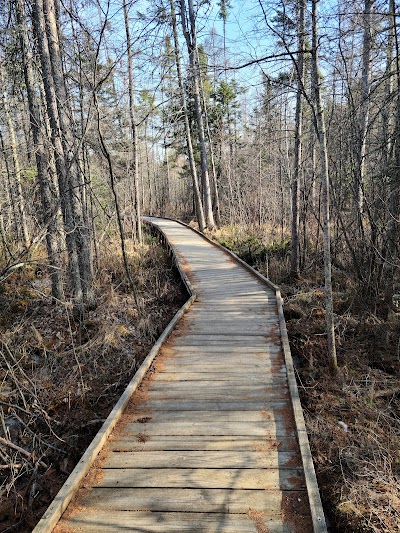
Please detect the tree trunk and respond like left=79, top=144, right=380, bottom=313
left=32, top=0, right=93, bottom=309
left=44, top=0, right=94, bottom=307
left=123, top=0, right=142, bottom=243
left=171, top=0, right=205, bottom=230
left=0, top=65, right=30, bottom=249
left=199, top=73, right=221, bottom=227
left=382, top=0, right=395, bottom=169
left=290, top=0, right=306, bottom=279
left=16, top=0, right=64, bottom=299
left=180, top=0, right=215, bottom=229
left=357, top=0, right=374, bottom=216
left=311, top=0, right=337, bottom=370
left=383, top=2, right=400, bottom=308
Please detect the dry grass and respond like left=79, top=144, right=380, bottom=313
left=210, top=224, right=400, bottom=532
left=0, top=236, right=186, bottom=532
left=284, top=286, right=400, bottom=533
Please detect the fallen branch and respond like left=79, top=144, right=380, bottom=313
left=0, top=463, right=22, bottom=470
left=373, top=387, right=400, bottom=399
left=0, top=436, right=48, bottom=469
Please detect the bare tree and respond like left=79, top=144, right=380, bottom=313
left=180, top=0, right=215, bottom=229
left=32, top=0, right=94, bottom=309
left=0, top=63, right=30, bottom=249
left=311, top=0, right=337, bottom=369
left=170, top=0, right=205, bottom=230
left=290, top=0, right=306, bottom=279
left=15, top=0, right=64, bottom=299
left=123, top=0, right=142, bottom=243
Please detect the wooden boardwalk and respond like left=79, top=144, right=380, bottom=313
left=34, top=218, right=327, bottom=532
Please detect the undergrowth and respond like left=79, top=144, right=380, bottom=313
left=0, top=235, right=186, bottom=532
left=210, top=224, right=400, bottom=533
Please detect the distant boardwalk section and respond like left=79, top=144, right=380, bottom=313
left=34, top=217, right=327, bottom=532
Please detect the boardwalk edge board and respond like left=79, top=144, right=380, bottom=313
left=32, top=221, right=196, bottom=533
left=149, top=216, right=328, bottom=533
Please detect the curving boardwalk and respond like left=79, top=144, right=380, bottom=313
left=35, top=218, right=327, bottom=533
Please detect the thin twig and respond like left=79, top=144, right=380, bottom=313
left=0, top=436, right=48, bottom=469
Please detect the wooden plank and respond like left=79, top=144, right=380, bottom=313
left=103, top=450, right=300, bottom=469
left=187, top=321, right=269, bottom=337
left=147, top=380, right=288, bottom=391
left=159, top=363, right=282, bottom=373
left=132, top=399, right=290, bottom=411
left=186, top=312, right=276, bottom=319
left=172, top=335, right=274, bottom=346
left=168, top=345, right=282, bottom=353
left=145, top=393, right=289, bottom=404
left=109, top=435, right=298, bottom=452
left=160, top=356, right=283, bottom=365
left=190, top=305, right=276, bottom=312
left=163, top=353, right=282, bottom=363
left=155, top=371, right=287, bottom=381
left=276, top=290, right=328, bottom=532
left=145, top=382, right=288, bottom=392
left=184, top=321, right=273, bottom=330
left=78, top=487, right=291, bottom=514
left=129, top=410, right=289, bottom=424
left=97, top=467, right=305, bottom=490
left=58, top=511, right=291, bottom=533
left=145, top=390, right=290, bottom=402
left=160, top=351, right=279, bottom=362
left=163, top=362, right=282, bottom=370
left=122, top=421, right=292, bottom=437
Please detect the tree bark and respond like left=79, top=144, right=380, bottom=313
left=43, top=0, right=94, bottom=307
left=290, top=0, right=306, bottom=279
left=180, top=0, right=215, bottom=229
left=171, top=0, right=205, bottom=230
left=0, top=65, right=30, bottom=249
left=357, top=0, right=374, bottom=216
left=32, top=0, right=95, bottom=309
left=123, top=0, right=142, bottom=242
left=16, top=0, right=64, bottom=299
left=311, top=0, right=337, bottom=370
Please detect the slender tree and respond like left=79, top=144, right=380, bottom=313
left=170, top=0, right=206, bottom=230
left=123, top=0, right=142, bottom=243
left=0, top=63, right=30, bottom=249
left=180, top=0, right=215, bottom=229
left=32, top=0, right=94, bottom=309
left=290, top=0, right=306, bottom=279
left=15, top=0, right=64, bottom=299
left=311, top=0, right=337, bottom=369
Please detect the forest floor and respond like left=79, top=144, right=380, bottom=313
left=1, top=223, right=399, bottom=533
left=207, top=224, right=400, bottom=533
left=0, top=235, right=186, bottom=532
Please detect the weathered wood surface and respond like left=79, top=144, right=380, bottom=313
left=39, top=217, right=326, bottom=532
